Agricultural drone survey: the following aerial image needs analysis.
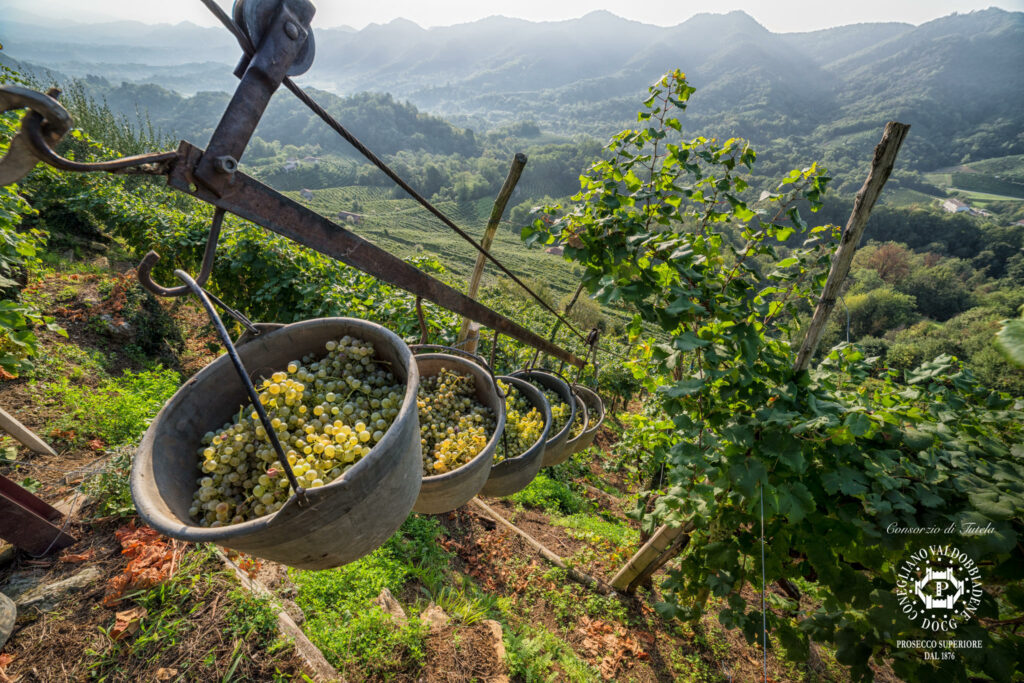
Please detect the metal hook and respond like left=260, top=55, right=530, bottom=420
left=173, top=269, right=309, bottom=508
left=0, top=86, right=71, bottom=186
left=137, top=208, right=225, bottom=297
left=489, top=329, right=499, bottom=371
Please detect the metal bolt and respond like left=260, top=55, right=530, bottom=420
left=284, top=21, right=300, bottom=40
left=213, top=155, right=238, bottom=174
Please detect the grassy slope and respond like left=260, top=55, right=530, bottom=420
left=0, top=244, right=864, bottom=682
left=290, top=186, right=581, bottom=298
left=924, top=154, right=1024, bottom=205
left=0, top=249, right=311, bottom=681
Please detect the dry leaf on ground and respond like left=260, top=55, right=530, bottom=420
left=111, top=606, right=148, bottom=641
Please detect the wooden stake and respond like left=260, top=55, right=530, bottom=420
left=471, top=497, right=615, bottom=595
left=0, top=406, right=57, bottom=456
left=793, top=121, right=910, bottom=372
left=457, top=153, right=528, bottom=351
left=610, top=523, right=693, bottom=592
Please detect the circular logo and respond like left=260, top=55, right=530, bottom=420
left=895, top=545, right=982, bottom=632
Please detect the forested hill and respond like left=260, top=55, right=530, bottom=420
left=3, top=8, right=1023, bottom=176
left=20, top=80, right=482, bottom=160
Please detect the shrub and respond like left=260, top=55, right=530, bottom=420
left=508, top=474, right=582, bottom=515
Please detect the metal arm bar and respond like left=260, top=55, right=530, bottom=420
left=167, top=140, right=587, bottom=368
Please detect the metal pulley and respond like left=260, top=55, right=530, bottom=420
left=232, top=0, right=315, bottom=77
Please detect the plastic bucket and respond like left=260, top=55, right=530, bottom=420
left=131, top=318, right=421, bottom=570
left=510, top=369, right=577, bottom=468
left=572, top=385, right=605, bottom=453
left=412, top=351, right=506, bottom=514
left=480, top=375, right=551, bottom=498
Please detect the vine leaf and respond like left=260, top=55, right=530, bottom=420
left=996, top=318, right=1024, bottom=366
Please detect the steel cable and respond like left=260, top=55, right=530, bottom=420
left=198, top=0, right=591, bottom=346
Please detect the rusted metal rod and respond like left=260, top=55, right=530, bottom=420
left=167, top=141, right=587, bottom=368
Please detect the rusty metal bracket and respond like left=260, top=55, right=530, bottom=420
left=193, top=0, right=315, bottom=197
left=167, top=140, right=586, bottom=368
left=0, top=0, right=587, bottom=369
left=137, top=208, right=225, bottom=297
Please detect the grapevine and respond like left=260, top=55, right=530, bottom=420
left=190, top=336, right=405, bottom=526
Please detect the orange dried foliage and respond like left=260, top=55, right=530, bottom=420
left=0, top=653, right=15, bottom=683
left=579, top=616, right=652, bottom=679
left=236, top=554, right=262, bottom=579
left=110, top=606, right=148, bottom=641
left=102, top=522, right=183, bottom=607
left=59, top=548, right=97, bottom=563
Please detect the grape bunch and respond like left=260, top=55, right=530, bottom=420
left=526, top=381, right=570, bottom=435
left=569, top=401, right=586, bottom=439
left=418, top=368, right=496, bottom=475
left=190, top=336, right=405, bottom=527
left=494, top=379, right=545, bottom=462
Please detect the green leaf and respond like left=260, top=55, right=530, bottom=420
left=996, top=319, right=1024, bottom=366
left=665, top=295, right=703, bottom=315
left=821, top=468, right=868, bottom=496
left=968, top=490, right=1016, bottom=520
left=672, top=332, right=710, bottom=352
left=844, top=412, right=872, bottom=437
left=775, top=226, right=795, bottom=242
left=661, top=378, right=705, bottom=397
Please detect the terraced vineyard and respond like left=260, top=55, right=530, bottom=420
left=285, top=186, right=584, bottom=302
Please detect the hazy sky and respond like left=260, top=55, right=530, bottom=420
left=5, top=0, right=1023, bottom=32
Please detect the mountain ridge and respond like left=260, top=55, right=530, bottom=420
left=3, top=8, right=1022, bottom=178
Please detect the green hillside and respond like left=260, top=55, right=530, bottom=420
left=287, top=187, right=575, bottom=292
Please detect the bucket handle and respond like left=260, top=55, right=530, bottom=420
left=172, top=269, right=309, bottom=507
left=410, top=344, right=505, bottom=399
left=515, top=365, right=575, bottom=394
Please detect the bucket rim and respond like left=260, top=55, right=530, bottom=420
left=415, top=352, right=507, bottom=484
left=131, top=316, right=419, bottom=543
left=563, top=391, right=590, bottom=450
left=573, top=384, right=605, bottom=437
left=509, top=369, right=577, bottom=446
left=492, top=374, right=552, bottom=465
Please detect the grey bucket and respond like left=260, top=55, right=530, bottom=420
left=480, top=375, right=551, bottom=498
left=131, top=318, right=422, bottom=570
left=571, top=385, right=604, bottom=453
left=510, top=370, right=577, bottom=468
left=412, top=353, right=506, bottom=514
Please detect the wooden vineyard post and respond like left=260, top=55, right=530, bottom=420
left=456, top=153, right=528, bottom=353
left=471, top=498, right=615, bottom=594
left=794, top=121, right=910, bottom=371
left=610, top=522, right=694, bottom=593
left=610, top=122, right=910, bottom=594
